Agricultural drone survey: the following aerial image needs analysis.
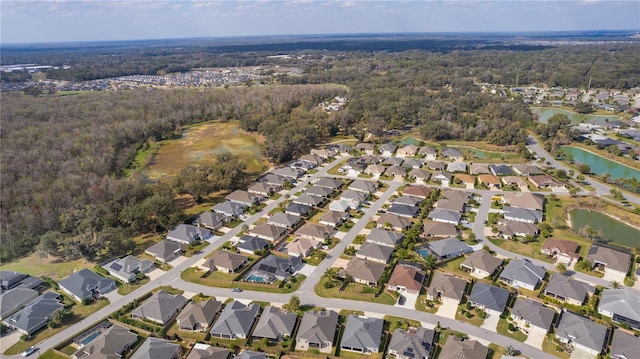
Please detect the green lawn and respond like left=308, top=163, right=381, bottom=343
left=542, top=334, right=571, bottom=359
left=454, top=304, right=485, bottom=327
left=38, top=350, right=68, bottom=359
left=314, top=277, right=396, bottom=305
left=0, top=253, right=92, bottom=281
left=181, top=267, right=306, bottom=293
left=384, top=315, right=421, bottom=333
left=184, top=241, right=210, bottom=257
left=415, top=294, right=439, bottom=313
left=496, top=318, right=528, bottom=342
left=328, top=158, right=349, bottom=176
left=304, top=250, right=327, bottom=266
left=117, top=278, right=150, bottom=295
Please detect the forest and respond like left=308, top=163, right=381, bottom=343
left=1, top=38, right=640, bottom=263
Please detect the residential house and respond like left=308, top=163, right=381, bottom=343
left=469, top=164, right=490, bottom=175
left=225, top=190, right=262, bottom=207
left=512, top=164, right=543, bottom=176
left=210, top=301, right=260, bottom=339
left=286, top=237, right=322, bottom=258
left=586, top=245, right=632, bottom=279
left=329, top=200, right=352, bottom=213
left=418, top=146, right=438, bottom=160
left=285, top=202, right=312, bottom=217
left=541, top=238, right=580, bottom=265
left=305, top=185, right=334, bottom=198
left=236, top=236, right=269, bottom=255
left=446, top=162, right=467, bottom=173
left=379, top=143, right=397, bottom=157
left=460, top=251, right=503, bottom=279
left=468, top=282, right=510, bottom=317
left=610, top=329, right=640, bottom=359
left=426, top=237, right=472, bottom=261
left=377, top=213, right=412, bottom=232
left=435, top=198, right=465, bottom=213
left=403, top=158, right=424, bottom=169
left=59, top=269, right=116, bottom=302
left=295, top=310, right=339, bottom=353
left=367, top=228, right=404, bottom=247
left=261, top=173, right=292, bottom=187
left=510, top=298, right=556, bottom=334
left=441, top=147, right=464, bottom=162
left=252, top=305, right=297, bottom=342
left=340, top=189, right=368, bottom=208
left=129, top=337, right=182, bottom=359
left=253, top=255, right=303, bottom=281
left=501, top=176, right=529, bottom=191
left=439, top=337, right=488, bottom=359
left=167, top=224, right=212, bottom=245
left=267, top=212, right=302, bottom=230
left=145, top=240, right=184, bottom=263
left=295, top=223, right=333, bottom=242
left=544, top=273, right=594, bottom=306
left=272, top=167, right=303, bottom=180
left=0, top=271, right=28, bottom=291
left=194, top=212, right=227, bottom=230
left=355, top=143, right=375, bottom=155
left=212, top=201, right=244, bottom=218
left=293, top=194, right=325, bottom=208
left=314, top=177, right=344, bottom=190
left=598, top=288, right=640, bottom=330
left=199, top=251, right=249, bottom=274
left=356, top=242, right=394, bottom=264
left=248, top=182, right=279, bottom=197
left=364, top=164, right=387, bottom=176
left=339, top=161, right=365, bottom=176
left=383, top=157, right=404, bottom=167
left=387, top=263, right=425, bottom=295
left=394, top=197, right=422, bottom=210
left=186, top=344, right=230, bottom=359
left=503, top=206, right=543, bottom=224
left=2, top=293, right=63, bottom=335
left=502, top=193, right=544, bottom=211
left=384, top=165, right=406, bottom=179
left=249, top=223, right=288, bottom=242
left=426, top=161, right=447, bottom=171
left=0, top=287, right=39, bottom=320
left=397, top=144, right=419, bottom=157
left=555, top=311, right=608, bottom=356
left=499, top=259, right=546, bottom=291
left=478, top=174, right=502, bottom=189
left=426, top=272, right=467, bottom=303
left=340, top=315, right=384, bottom=354
left=387, top=204, right=420, bottom=218
left=409, top=169, right=431, bottom=183
left=348, top=180, right=378, bottom=194
left=319, top=211, right=349, bottom=227
left=103, top=255, right=154, bottom=283
left=489, top=164, right=513, bottom=176
left=431, top=171, right=452, bottom=186
left=455, top=174, right=476, bottom=188
left=496, top=220, right=539, bottom=240
left=421, top=220, right=458, bottom=238
left=388, top=327, right=435, bottom=359
left=177, top=299, right=222, bottom=332
left=529, top=174, right=566, bottom=189
left=131, top=290, right=188, bottom=326
left=72, top=324, right=138, bottom=359
left=340, top=258, right=386, bottom=287
left=427, top=208, right=461, bottom=225
left=300, top=154, right=323, bottom=167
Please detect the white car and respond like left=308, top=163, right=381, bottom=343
left=22, top=346, right=37, bottom=357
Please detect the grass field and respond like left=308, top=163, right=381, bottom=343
left=142, top=121, right=268, bottom=182
left=0, top=253, right=92, bottom=281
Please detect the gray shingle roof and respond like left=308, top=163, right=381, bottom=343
left=210, top=301, right=260, bottom=338
left=469, top=282, right=510, bottom=313
left=59, top=269, right=116, bottom=300
left=212, top=201, right=244, bottom=217
left=342, top=258, right=386, bottom=284
left=296, top=310, right=339, bottom=345
left=356, top=242, right=394, bottom=263
left=366, top=228, right=404, bottom=247
left=251, top=305, right=297, bottom=340
left=598, top=288, right=640, bottom=324
left=0, top=287, right=38, bottom=320
left=202, top=251, right=248, bottom=272
left=186, top=343, right=230, bottom=359
left=427, top=237, right=472, bottom=259
left=145, top=240, right=184, bottom=263
left=236, top=236, right=269, bottom=254
left=348, top=180, right=377, bottom=194
left=167, top=224, right=212, bottom=244
left=439, top=337, right=488, bottom=359
left=129, top=337, right=181, bottom=359
left=460, top=251, right=503, bottom=275
left=177, top=299, right=222, bottom=331
left=427, top=208, right=461, bottom=224
left=73, top=324, right=138, bottom=359
left=340, top=315, right=384, bottom=353
left=587, top=245, right=632, bottom=274
left=610, top=329, right=640, bottom=359
left=388, top=327, right=435, bottom=359
left=511, top=298, right=555, bottom=331
left=3, top=293, right=63, bottom=335
left=131, top=290, right=188, bottom=325
left=313, top=177, right=344, bottom=190
left=503, top=206, right=543, bottom=223
left=499, top=259, right=546, bottom=288
left=237, top=351, right=267, bottom=359
left=544, top=274, right=594, bottom=304
left=267, top=212, right=302, bottom=228
left=427, top=272, right=467, bottom=301
left=253, top=255, right=303, bottom=280
left=556, top=311, right=608, bottom=353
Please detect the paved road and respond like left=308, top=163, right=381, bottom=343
left=526, top=135, right=640, bottom=206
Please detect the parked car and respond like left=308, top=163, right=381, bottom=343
left=22, top=346, right=37, bottom=357
left=232, top=287, right=243, bottom=292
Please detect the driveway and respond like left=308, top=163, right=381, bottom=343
left=480, top=311, right=500, bottom=331
left=297, top=264, right=317, bottom=277
left=0, top=330, right=21, bottom=352
left=570, top=349, right=598, bottom=359
left=602, top=270, right=625, bottom=284
left=524, top=327, right=546, bottom=349
left=435, top=300, right=458, bottom=319
left=394, top=292, right=418, bottom=309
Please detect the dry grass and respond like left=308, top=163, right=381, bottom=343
left=0, top=253, right=92, bottom=281
left=143, top=121, right=268, bottom=181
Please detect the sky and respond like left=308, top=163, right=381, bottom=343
left=1, top=0, right=639, bottom=44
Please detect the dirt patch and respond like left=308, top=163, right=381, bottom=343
left=331, top=258, right=350, bottom=269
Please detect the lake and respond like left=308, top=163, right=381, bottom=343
left=531, top=107, right=621, bottom=125
left=561, top=146, right=640, bottom=180
left=569, top=209, right=640, bottom=248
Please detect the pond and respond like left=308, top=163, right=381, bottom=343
left=396, top=136, right=424, bottom=146
left=569, top=209, right=640, bottom=248
left=560, top=146, right=640, bottom=180
left=531, top=107, right=621, bottom=125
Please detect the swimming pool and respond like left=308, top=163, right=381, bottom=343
left=416, top=248, right=430, bottom=259
left=80, top=331, right=101, bottom=345
left=246, top=275, right=266, bottom=282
